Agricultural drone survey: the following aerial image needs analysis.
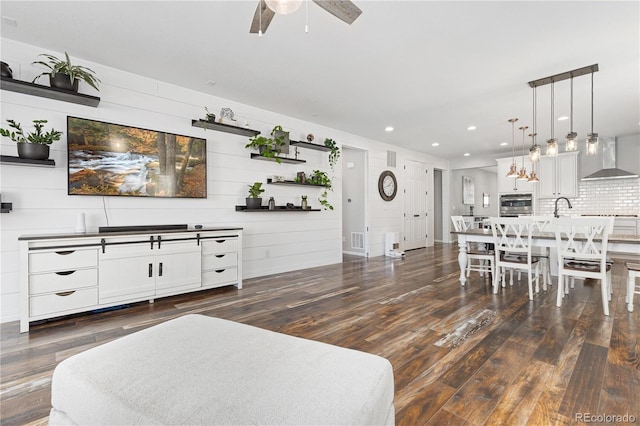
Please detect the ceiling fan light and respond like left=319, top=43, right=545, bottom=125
left=265, top=0, right=303, bottom=15
left=546, top=138, right=558, bottom=157
left=529, top=144, right=540, bottom=163
left=586, top=133, right=599, bottom=155
left=565, top=132, right=578, bottom=151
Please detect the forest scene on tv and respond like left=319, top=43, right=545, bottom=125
left=67, top=117, right=207, bottom=198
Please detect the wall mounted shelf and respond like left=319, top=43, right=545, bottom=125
left=191, top=119, right=260, bottom=137
left=290, top=140, right=331, bottom=152
left=1, top=76, right=100, bottom=107
left=235, top=205, right=319, bottom=212
left=1, top=202, right=12, bottom=213
left=250, top=153, right=306, bottom=164
left=0, top=155, right=56, bottom=167
left=266, top=178, right=325, bottom=187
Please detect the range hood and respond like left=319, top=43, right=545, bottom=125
left=581, top=138, right=639, bottom=181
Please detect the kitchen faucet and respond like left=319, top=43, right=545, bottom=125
left=554, top=197, right=573, bottom=218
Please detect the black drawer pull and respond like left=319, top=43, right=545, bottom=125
left=215, top=239, right=226, bottom=243
left=159, top=262, right=163, bottom=277
left=215, top=254, right=226, bottom=258
left=215, top=269, right=226, bottom=273
left=55, top=251, right=75, bottom=255
left=148, top=263, right=153, bottom=277
left=55, top=291, right=75, bottom=297
left=55, top=270, right=76, bottom=276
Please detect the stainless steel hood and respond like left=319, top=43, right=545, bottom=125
left=581, top=138, right=639, bottom=181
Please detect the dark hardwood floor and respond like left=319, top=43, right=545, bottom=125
left=1, top=243, right=638, bottom=425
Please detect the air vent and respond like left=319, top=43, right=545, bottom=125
left=387, top=151, right=396, bottom=168
left=351, top=232, right=364, bottom=250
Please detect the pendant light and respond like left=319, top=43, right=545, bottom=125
left=517, top=126, right=529, bottom=180
left=546, top=82, right=558, bottom=156
left=527, top=133, right=540, bottom=182
left=529, top=86, right=541, bottom=162
left=565, top=76, right=578, bottom=151
left=506, top=118, right=519, bottom=177
left=586, top=72, right=598, bottom=155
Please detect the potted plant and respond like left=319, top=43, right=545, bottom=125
left=324, top=138, right=340, bottom=170
left=32, top=52, right=101, bottom=92
left=245, top=125, right=287, bottom=164
left=309, top=170, right=333, bottom=210
left=204, top=106, right=216, bottom=123
left=246, top=182, right=265, bottom=209
left=0, top=119, right=62, bottom=160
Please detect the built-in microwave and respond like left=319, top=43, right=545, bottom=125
left=499, top=193, right=533, bottom=217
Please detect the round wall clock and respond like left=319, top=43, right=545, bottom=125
left=378, top=170, right=397, bottom=201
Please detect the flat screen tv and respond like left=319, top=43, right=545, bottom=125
left=67, top=116, right=207, bottom=198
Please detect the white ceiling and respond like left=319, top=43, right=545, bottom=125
left=1, top=1, right=638, bottom=160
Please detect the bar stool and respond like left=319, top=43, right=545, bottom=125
left=626, top=263, right=640, bottom=312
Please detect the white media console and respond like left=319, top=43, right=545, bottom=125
left=19, top=226, right=243, bottom=332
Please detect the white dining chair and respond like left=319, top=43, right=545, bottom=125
left=490, top=216, right=540, bottom=300
left=451, top=216, right=495, bottom=281
left=527, top=216, right=552, bottom=290
left=552, top=216, right=614, bottom=316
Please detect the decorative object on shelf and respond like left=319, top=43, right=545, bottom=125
left=0, top=119, right=62, bottom=160
left=245, top=125, right=288, bottom=163
left=324, top=138, right=340, bottom=170
left=506, top=118, right=519, bottom=178
left=1, top=61, right=12, bottom=78
left=378, top=170, right=397, bottom=202
left=296, top=171, right=306, bottom=184
left=301, top=195, right=308, bottom=210
left=273, top=175, right=285, bottom=182
left=294, top=146, right=299, bottom=159
left=309, top=170, right=333, bottom=210
left=75, top=212, right=86, bottom=233
left=204, top=106, right=216, bottom=123
left=306, top=133, right=314, bottom=142
left=528, top=86, right=541, bottom=163
left=586, top=72, right=598, bottom=155
left=286, top=202, right=295, bottom=209
left=246, top=182, right=264, bottom=209
left=517, top=125, right=529, bottom=181
left=219, top=108, right=236, bottom=124
left=268, top=197, right=276, bottom=210
left=546, top=82, right=558, bottom=157
left=32, top=52, right=101, bottom=92
left=565, top=77, right=578, bottom=151
left=0, top=193, right=12, bottom=213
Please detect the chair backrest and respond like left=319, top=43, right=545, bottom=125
left=451, top=216, right=470, bottom=232
left=526, top=215, right=552, bottom=233
left=490, top=216, right=534, bottom=256
left=552, top=216, right=614, bottom=264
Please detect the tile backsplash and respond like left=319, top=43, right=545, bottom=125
left=538, top=178, right=640, bottom=216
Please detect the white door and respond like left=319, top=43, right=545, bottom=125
left=404, top=160, right=427, bottom=250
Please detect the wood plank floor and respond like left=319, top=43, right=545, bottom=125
left=1, top=243, right=638, bottom=425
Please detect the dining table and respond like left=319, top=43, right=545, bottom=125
left=451, top=228, right=640, bottom=286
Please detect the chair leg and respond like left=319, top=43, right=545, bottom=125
left=542, top=259, right=548, bottom=292
left=527, top=269, right=534, bottom=300
left=607, top=271, right=612, bottom=302
left=501, top=268, right=506, bottom=287
left=492, top=261, right=499, bottom=294
left=509, top=269, right=514, bottom=286
left=628, top=272, right=635, bottom=312
left=601, top=274, right=610, bottom=316
left=556, top=273, right=564, bottom=308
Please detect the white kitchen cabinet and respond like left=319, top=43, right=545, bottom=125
left=613, top=218, right=640, bottom=235
left=538, top=152, right=579, bottom=199
left=19, top=228, right=243, bottom=332
left=496, top=156, right=536, bottom=194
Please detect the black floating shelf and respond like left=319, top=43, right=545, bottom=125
left=191, top=119, right=260, bottom=137
left=266, top=178, right=325, bottom=187
left=1, top=76, right=100, bottom=107
left=290, top=140, right=331, bottom=152
left=250, top=153, right=306, bottom=164
left=236, top=205, right=319, bottom=212
left=0, top=155, right=55, bottom=167
left=0, top=202, right=12, bottom=213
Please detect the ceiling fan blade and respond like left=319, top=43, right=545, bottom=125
left=312, top=0, right=362, bottom=25
left=249, top=0, right=276, bottom=34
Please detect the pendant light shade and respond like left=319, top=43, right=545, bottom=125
left=528, top=133, right=540, bottom=183
left=546, top=82, right=558, bottom=157
left=586, top=73, right=598, bottom=155
left=517, top=126, right=529, bottom=180
left=506, top=118, right=519, bottom=178
left=265, top=0, right=303, bottom=15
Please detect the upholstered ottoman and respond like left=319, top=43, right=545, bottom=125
left=49, top=314, right=395, bottom=425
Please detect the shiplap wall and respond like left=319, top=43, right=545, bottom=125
left=0, top=38, right=447, bottom=323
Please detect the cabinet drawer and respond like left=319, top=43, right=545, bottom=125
left=30, top=287, right=98, bottom=317
left=202, top=252, right=237, bottom=270
left=30, top=268, right=98, bottom=294
left=30, top=249, right=97, bottom=273
left=202, top=238, right=238, bottom=255
left=202, top=267, right=238, bottom=287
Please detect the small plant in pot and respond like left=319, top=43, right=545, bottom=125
left=204, top=106, right=216, bottom=123
left=246, top=182, right=265, bottom=209
left=32, top=52, right=101, bottom=92
left=245, top=125, right=287, bottom=164
left=0, top=119, right=62, bottom=160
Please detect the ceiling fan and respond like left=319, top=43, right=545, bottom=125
left=249, top=0, right=362, bottom=34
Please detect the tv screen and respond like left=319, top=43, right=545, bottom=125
left=67, top=116, right=207, bottom=198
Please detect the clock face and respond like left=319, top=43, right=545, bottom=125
left=378, top=171, right=397, bottom=201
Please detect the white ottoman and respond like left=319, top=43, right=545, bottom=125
left=49, top=314, right=395, bottom=425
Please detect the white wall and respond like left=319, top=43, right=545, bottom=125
left=450, top=168, right=499, bottom=218
left=0, top=38, right=448, bottom=322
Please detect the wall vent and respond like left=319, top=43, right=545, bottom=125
left=351, top=232, right=365, bottom=250
left=387, top=150, right=396, bottom=168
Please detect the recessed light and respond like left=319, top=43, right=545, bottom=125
left=557, top=116, right=569, bottom=121
left=500, top=142, right=508, bottom=146
left=385, top=126, right=394, bottom=132
left=467, top=126, right=476, bottom=131
left=432, top=142, right=439, bottom=147
left=206, top=80, right=216, bottom=86
left=464, top=153, right=470, bottom=156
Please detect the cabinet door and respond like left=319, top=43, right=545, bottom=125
left=538, top=156, right=557, bottom=199
left=99, top=254, right=156, bottom=304
left=155, top=243, right=202, bottom=295
left=556, top=154, right=577, bottom=197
